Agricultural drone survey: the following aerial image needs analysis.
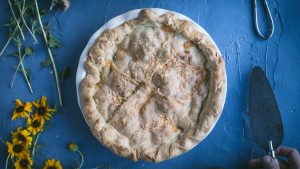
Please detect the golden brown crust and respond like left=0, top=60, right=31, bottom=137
left=80, top=9, right=226, bottom=162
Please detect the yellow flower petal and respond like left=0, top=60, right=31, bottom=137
left=41, top=96, right=47, bottom=106
left=20, top=112, right=29, bottom=118
left=43, top=159, right=62, bottom=169
left=24, top=102, right=33, bottom=112
left=15, top=99, right=24, bottom=106
left=46, top=108, right=56, bottom=112
left=12, top=113, right=17, bottom=120
left=32, top=101, right=40, bottom=108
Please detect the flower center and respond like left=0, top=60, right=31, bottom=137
left=20, top=159, right=29, bottom=167
left=16, top=106, right=24, bottom=113
left=47, top=167, right=57, bottom=169
left=32, top=120, right=40, bottom=128
left=13, top=144, right=23, bottom=153
left=17, top=133, right=26, bottom=142
left=37, top=106, right=46, bottom=116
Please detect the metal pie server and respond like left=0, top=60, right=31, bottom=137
left=249, top=67, right=284, bottom=158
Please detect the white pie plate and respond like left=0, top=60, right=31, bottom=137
left=76, top=8, right=227, bottom=148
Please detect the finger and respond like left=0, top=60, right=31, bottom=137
left=276, top=146, right=300, bottom=163
left=277, top=158, right=288, bottom=169
left=261, top=156, right=280, bottom=169
left=248, top=158, right=263, bottom=168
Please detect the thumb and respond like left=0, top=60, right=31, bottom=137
left=261, top=156, right=280, bottom=169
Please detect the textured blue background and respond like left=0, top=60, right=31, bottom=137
left=0, top=0, right=300, bottom=168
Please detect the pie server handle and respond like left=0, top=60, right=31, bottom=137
left=268, top=140, right=276, bottom=158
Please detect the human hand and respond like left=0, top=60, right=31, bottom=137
left=248, top=146, right=300, bottom=169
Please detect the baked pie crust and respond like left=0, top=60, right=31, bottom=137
left=80, top=9, right=226, bottom=162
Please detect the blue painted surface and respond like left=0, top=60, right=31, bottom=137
left=0, top=0, right=300, bottom=168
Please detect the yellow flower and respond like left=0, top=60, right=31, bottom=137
left=6, top=141, right=29, bottom=158
left=68, top=143, right=78, bottom=152
left=43, top=159, right=62, bottom=169
left=12, top=127, right=32, bottom=147
left=27, top=116, right=45, bottom=135
left=12, top=99, right=32, bottom=120
left=32, top=96, right=56, bottom=120
left=14, top=154, right=33, bottom=169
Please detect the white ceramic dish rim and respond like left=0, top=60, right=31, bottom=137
left=75, top=8, right=227, bottom=148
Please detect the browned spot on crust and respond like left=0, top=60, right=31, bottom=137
left=184, top=50, right=190, bottom=55
left=183, top=41, right=191, bottom=49
left=193, top=69, right=208, bottom=93
left=116, top=48, right=126, bottom=60
left=161, top=25, right=173, bottom=33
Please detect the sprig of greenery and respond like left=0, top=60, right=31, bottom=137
left=0, top=20, right=19, bottom=56
left=8, top=0, right=25, bottom=40
left=1, top=0, right=66, bottom=105
left=11, top=46, right=33, bottom=91
left=33, top=0, right=63, bottom=106
left=0, top=0, right=36, bottom=94
left=15, top=0, right=38, bottom=42
left=12, top=36, right=33, bottom=93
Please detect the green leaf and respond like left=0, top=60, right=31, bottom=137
left=37, top=26, right=43, bottom=35
left=13, top=0, right=22, bottom=10
left=40, top=8, right=47, bottom=16
left=41, top=57, right=51, bottom=67
left=8, top=17, right=17, bottom=27
left=25, top=1, right=36, bottom=16
left=31, top=20, right=37, bottom=28
left=17, top=68, right=31, bottom=82
left=13, top=36, right=22, bottom=48
left=39, top=23, right=62, bottom=48
left=31, top=19, right=38, bottom=34
left=26, top=69, right=31, bottom=82
left=17, top=67, right=22, bottom=72
left=59, top=66, right=71, bottom=81
left=48, top=35, right=61, bottom=48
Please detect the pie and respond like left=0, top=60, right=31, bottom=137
left=80, top=9, right=226, bottom=162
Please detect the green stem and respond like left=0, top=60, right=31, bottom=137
left=18, top=0, right=37, bottom=42
left=11, top=52, right=26, bottom=89
left=17, top=45, right=33, bottom=94
left=8, top=0, right=25, bottom=40
left=5, top=154, right=10, bottom=169
left=0, top=27, right=18, bottom=57
left=32, top=132, right=40, bottom=156
left=34, top=0, right=63, bottom=106
left=76, top=150, right=84, bottom=169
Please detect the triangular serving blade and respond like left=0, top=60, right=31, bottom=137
left=249, top=67, right=284, bottom=152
